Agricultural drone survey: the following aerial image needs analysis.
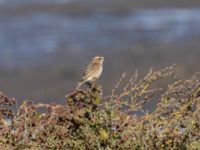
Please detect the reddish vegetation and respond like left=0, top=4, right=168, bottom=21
left=0, top=66, right=200, bottom=149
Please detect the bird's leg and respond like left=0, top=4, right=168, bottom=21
left=86, top=81, right=98, bottom=89
left=91, top=82, right=96, bottom=89
left=91, top=78, right=98, bottom=89
left=85, top=81, right=92, bottom=88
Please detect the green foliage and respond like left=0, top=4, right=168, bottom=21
left=0, top=65, right=200, bottom=149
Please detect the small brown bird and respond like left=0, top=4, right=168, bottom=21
left=76, top=56, right=105, bottom=89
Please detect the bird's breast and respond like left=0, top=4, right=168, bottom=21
left=88, top=66, right=103, bottom=81
left=95, top=66, right=103, bottom=78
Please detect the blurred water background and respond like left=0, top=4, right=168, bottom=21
left=0, top=0, right=200, bottom=110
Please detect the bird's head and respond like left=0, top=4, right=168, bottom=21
left=93, top=56, right=105, bottom=63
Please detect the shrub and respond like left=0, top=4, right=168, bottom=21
left=0, top=65, right=200, bottom=150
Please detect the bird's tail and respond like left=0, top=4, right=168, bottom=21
left=76, top=82, right=82, bottom=90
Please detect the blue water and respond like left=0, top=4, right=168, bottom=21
left=0, top=7, right=200, bottom=67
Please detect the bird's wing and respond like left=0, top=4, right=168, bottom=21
left=80, top=62, right=94, bottom=82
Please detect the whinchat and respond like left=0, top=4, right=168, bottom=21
left=76, top=56, right=105, bottom=89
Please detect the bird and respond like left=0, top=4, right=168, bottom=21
left=76, top=56, right=105, bottom=89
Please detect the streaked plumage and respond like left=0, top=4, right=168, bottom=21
left=76, top=56, right=105, bottom=89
